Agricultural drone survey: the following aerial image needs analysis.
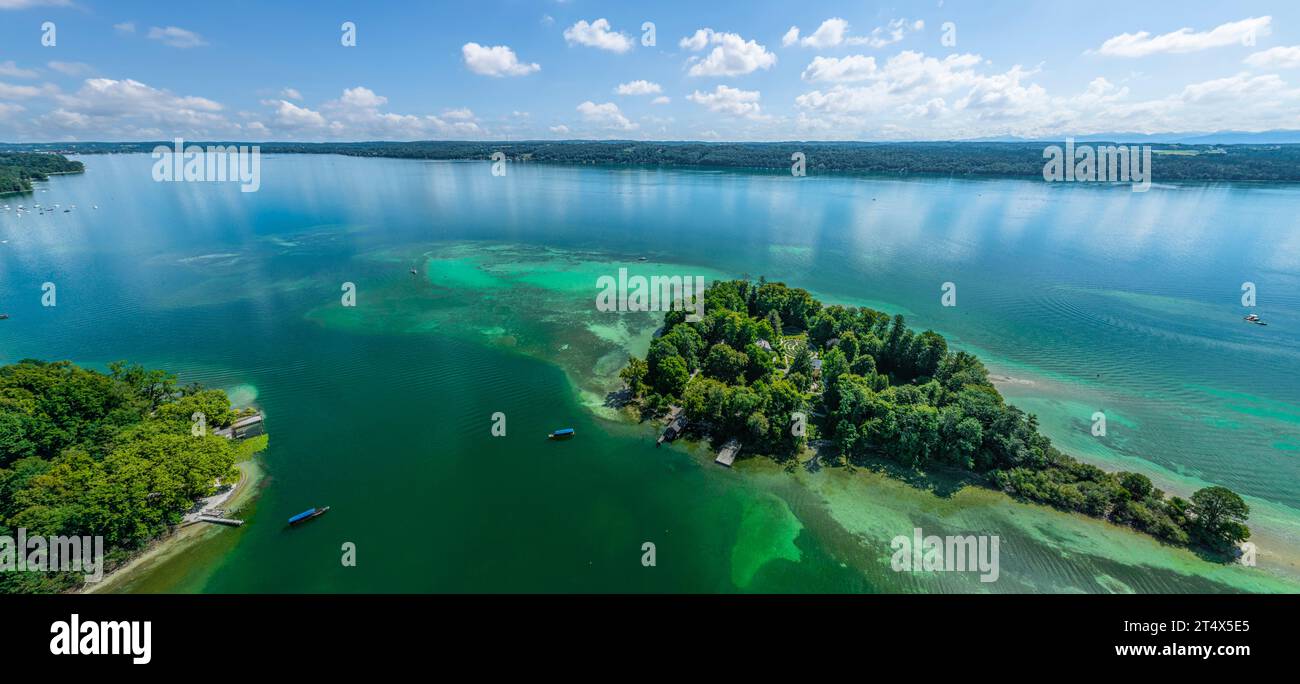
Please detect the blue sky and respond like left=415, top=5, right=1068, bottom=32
left=2, top=0, right=1299, bottom=141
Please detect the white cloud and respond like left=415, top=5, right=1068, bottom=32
left=0, top=61, right=38, bottom=78
left=322, top=87, right=468, bottom=137
left=563, top=18, right=633, bottom=53
left=802, top=55, right=878, bottom=83
left=270, top=99, right=327, bottom=129
left=800, top=18, right=851, bottom=49
left=680, top=29, right=776, bottom=77
left=549, top=124, right=570, bottom=134
left=788, top=18, right=924, bottom=50
left=0, top=82, right=43, bottom=98
left=147, top=26, right=208, bottom=49
left=686, top=85, right=764, bottom=118
left=461, top=43, right=540, bottom=77
left=651, top=96, right=671, bottom=105
left=679, top=29, right=715, bottom=52
left=1245, top=46, right=1300, bottom=70
left=280, top=88, right=303, bottom=100
left=577, top=101, right=637, bottom=130
left=0, top=0, right=72, bottom=8
left=114, top=22, right=136, bottom=34
left=1095, top=16, right=1271, bottom=57
left=48, top=61, right=94, bottom=77
left=38, top=77, right=233, bottom=138
left=615, top=80, right=662, bottom=95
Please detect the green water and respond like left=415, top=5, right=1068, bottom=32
left=2, top=155, right=1297, bottom=593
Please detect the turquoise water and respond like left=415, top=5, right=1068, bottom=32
left=1, top=154, right=1297, bottom=592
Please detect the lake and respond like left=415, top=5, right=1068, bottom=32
left=2, top=153, right=1297, bottom=593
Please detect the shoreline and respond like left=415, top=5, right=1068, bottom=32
left=82, top=455, right=266, bottom=594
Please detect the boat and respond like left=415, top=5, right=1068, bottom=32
left=410, top=268, right=418, bottom=275
left=288, top=506, right=330, bottom=526
left=1244, top=313, right=1268, bottom=326
left=0, top=314, right=8, bottom=320
left=548, top=428, right=576, bottom=440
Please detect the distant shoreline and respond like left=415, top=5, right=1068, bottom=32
left=6, top=140, right=1300, bottom=183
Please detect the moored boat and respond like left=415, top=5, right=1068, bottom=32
left=548, top=428, right=575, bottom=440
left=288, top=506, right=330, bottom=526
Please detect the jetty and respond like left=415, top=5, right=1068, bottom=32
left=715, top=439, right=741, bottom=467
left=195, top=515, right=244, bottom=527
left=214, top=412, right=264, bottom=439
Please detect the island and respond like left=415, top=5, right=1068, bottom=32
left=619, top=279, right=1252, bottom=559
left=0, top=360, right=266, bottom=593
left=0, top=153, right=85, bottom=195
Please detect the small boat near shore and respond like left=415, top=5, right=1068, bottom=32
left=1244, top=313, right=1268, bottom=326
left=548, top=428, right=575, bottom=440
left=288, top=506, right=330, bottom=526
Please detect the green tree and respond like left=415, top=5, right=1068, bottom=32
left=619, top=356, right=649, bottom=397
left=655, top=355, right=690, bottom=398
left=1189, top=486, right=1251, bottom=547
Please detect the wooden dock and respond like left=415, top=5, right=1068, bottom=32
left=195, top=515, right=244, bottom=526
left=715, top=439, right=741, bottom=467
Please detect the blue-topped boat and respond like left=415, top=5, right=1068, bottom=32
left=548, top=428, right=575, bottom=440
left=288, top=506, right=330, bottom=526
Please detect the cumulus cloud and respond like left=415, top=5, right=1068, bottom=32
left=270, top=99, right=327, bottom=129
left=563, top=18, right=633, bottom=53
left=31, top=77, right=233, bottom=138
left=1094, top=16, right=1271, bottom=57
left=48, top=61, right=94, bottom=77
left=1245, top=46, right=1300, bottom=69
left=686, top=85, right=764, bottom=118
left=549, top=124, right=570, bottom=134
left=280, top=87, right=303, bottom=100
left=787, top=18, right=924, bottom=49
left=0, top=82, right=44, bottom=98
left=679, top=29, right=776, bottom=77
left=147, top=26, right=208, bottom=48
left=576, top=100, right=637, bottom=130
left=461, top=42, right=540, bottom=77
left=651, top=96, right=671, bottom=105
left=801, top=55, right=878, bottom=83
left=615, top=80, right=662, bottom=95
left=0, top=61, right=38, bottom=78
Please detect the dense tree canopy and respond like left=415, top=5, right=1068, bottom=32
left=620, top=279, right=1250, bottom=557
left=0, top=153, right=83, bottom=194
left=0, top=360, right=245, bottom=593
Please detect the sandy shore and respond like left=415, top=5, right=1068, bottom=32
left=82, top=458, right=265, bottom=594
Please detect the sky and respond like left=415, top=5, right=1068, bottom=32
left=2, top=0, right=1300, bottom=142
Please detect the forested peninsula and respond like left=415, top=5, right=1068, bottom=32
left=0, top=360, right=259, bottom=593
left=619, top=280, right=1252, bottom=559
left=0, top=152, right=84, bottom=195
